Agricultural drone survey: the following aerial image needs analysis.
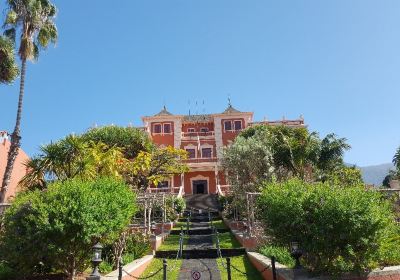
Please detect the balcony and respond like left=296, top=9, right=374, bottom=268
left=183, top=157, right=218, bottom=164
left=181, top=131, right=215, bottom=138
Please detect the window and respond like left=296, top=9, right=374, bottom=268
left=202, top=148, right=212, bottom=158
left=186, top=149, right=196, bottom=159
left=158, top=181, right=169, bottom=188
left=224, top=121, right=232, bottom=131
left=200, top=127, right=209, bottom=133
left=153, top=124, right=161, bottom=133
left=234, top=120, right=242, bottom=131
left=163, top=123, right=171, bottom=134
left=188, top=128, right=195, bottom=133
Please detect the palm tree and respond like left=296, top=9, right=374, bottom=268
left=392, top=146, right=400, bottom=172
left=19, top=135, right=126, bottom=191
left=0, top=0, right=57, bottom=202
left=0, top=36, right=19, bottom=83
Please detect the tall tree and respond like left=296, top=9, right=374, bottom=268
left=392, top=146, right=400, bottom=171
left=1, top=0, right=58, bottom=202
left=0, top=36, right=19, bottom=83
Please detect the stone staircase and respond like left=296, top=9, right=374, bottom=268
left=184, top=194, right=220, bottom=212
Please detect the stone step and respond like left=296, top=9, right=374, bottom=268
left=155, top=248, right=246, bottom=259
left=184, top=194, right=220, bottom=211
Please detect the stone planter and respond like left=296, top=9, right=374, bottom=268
left=102, top=254, right=154, bottom=280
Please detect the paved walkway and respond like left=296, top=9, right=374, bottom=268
left=178, top=211, right=221, bottom=280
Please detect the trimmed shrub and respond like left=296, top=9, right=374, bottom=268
left=258, top=179, right=400, bottom=275
left=0, top=177, right=136, bottom=279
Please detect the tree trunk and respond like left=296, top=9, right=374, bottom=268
left=0, top=59, right=27, bottom=203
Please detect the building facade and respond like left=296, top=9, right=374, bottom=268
left=142, top=104, right=305, bottom=195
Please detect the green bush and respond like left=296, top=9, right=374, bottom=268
left=259, top=245, right=295, bottom=268
left=0, top=177, right=137, bottom=279
left=173, top=197, right=186, bottom=214
left=0, top=262, right=13, bottom=280
left=257, top=179, right=400, bottom=275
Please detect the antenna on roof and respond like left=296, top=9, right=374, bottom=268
left=188, top=100, right=191, bottom=116
left=202, top=100, right=205, bottom=115
left=195, top=100, right=198, bottom=115
left=228, top=94, right=232, bottom=107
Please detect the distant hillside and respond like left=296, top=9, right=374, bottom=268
left=357, top=163, right=394, bottom=186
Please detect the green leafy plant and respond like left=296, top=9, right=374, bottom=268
left=257, top=179, right=400, bottom=275
left=259, top=245, right=295, bottom=268
left=0, top=177, right=136, bottom=279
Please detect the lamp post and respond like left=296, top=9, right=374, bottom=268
left=87, top=243, right=103, bottom=280
left=290, top=241, right=303, bottom=269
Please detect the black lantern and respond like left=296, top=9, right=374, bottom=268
left=89, top=243, right=103, bottom=279
left=290, top=241, right=303, bottom=269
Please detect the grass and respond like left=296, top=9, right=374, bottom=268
left=259, top=244, right=295, bottom=268
left=158, top=234, right=189, bottom=251
left=173, top=221, right=191, bottom=230
left=217, top=256, right=263, bottom=280
left=214, top=232, right=242, bottom=249
left=141, top=258, right=183, bottom=280
left=211, top=219, right=228, bottom=230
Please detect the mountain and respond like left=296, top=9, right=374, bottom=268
left=358, top=163, right=394, bottom=186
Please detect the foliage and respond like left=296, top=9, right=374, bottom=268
left=222, top=125, right=352, bottom=213
left=141, top=258, right=182, bottom=280
left=123, top=146, right=189, bottom=190
left=0, top=262, right=14, bottom=280
left=0, top=177, right=136, bottom=279
left=3, top=0, right=58, bottom=61
left=221, top=130, right=274, bottom=210
left=101, top=231, right=150, bottom=273
left=382, top=173, right=394, bottom=188
left=0, top=0, right=58, bottom=203
left=223, top=125, right=351, bottom=187
left=257, top=179, right=399, bottom=275
left=20, top=135, right=125, bottom=190
left=173, top=197, right=186, bottom=214
left=21, top=127, right=188, bottom=191
left=0, top=36, right=19, bottom=84
left=217, top=256, right=263, bottom=280
left=213, top=232, right=242, bottom=249
left=259, top=245, right=295, bottom=268
left=82, top=126, right=152, bottom=159
left=393, top=146, right=400, bottom=172
left=158, top=234, right=189, bottom=251
left=323, top=166, right=364, bottom=187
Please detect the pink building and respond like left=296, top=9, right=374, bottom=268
left=142, top=104, right=305, bottom=195
left=0, top=131, right=29, bottom=202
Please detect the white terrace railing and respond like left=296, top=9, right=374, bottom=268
left=177, top=185, right=185, bottom=198
left=146, top=185, right=184, bottom=196
left=217, top=184, right=230, bottom=196
left=181, top=131, right=215, bottom=138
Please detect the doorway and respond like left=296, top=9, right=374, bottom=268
left=192, top=180, right=208, bottom=194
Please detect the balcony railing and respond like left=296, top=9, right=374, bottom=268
left=183, top=157, right=218, bottom=163
left=181, top=131, right=215, bottom=138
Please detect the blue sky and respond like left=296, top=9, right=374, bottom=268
left=1, top=0, right=399, bottom=166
